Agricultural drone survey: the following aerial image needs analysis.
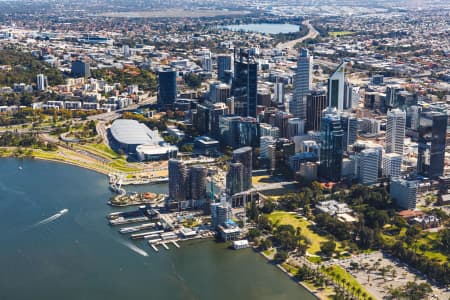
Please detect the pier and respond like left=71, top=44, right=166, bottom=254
left=172, top=241, right=180, bottom=248
left=150, top=243, right=159, bottom=252
left=161, top=242, right=169, bottom=250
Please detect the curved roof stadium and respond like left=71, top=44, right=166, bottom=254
left=110, top=119, right=163, bottom=146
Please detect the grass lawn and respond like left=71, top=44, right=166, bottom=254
left=76, top=143, right=120, bottom=160
left=263, top=248, right=275, bottom=258
left=281, top=262, right=299, bottom=275
left=329, top=31, right=355, bottom=37
left=382, top=228, right=448, bottom=264
left=303, top=281, right=335, bottom=300
left=322, top=265, right=374, bottom=300
left=108, top=158, right=139, bottom=173
left=268, top=211, right=346, bottom=255
left=414, top=232, right=448, bottom=264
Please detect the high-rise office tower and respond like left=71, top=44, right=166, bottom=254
left=232, top=147, right=253, bottom=191
left=226, top=162, right=244, bottom=196
left=36, top=74, right=47, bottom=91
left=327, top=62, right=346, bottom=111
left=195, top=104, right=210, bottom=135
left=290, top=48, right=312, bottom=119
left=217, top=55, right=233, bottom=83
left=343, top=80, right=353, bottom=110
left=232, top=49, right=258, bottom=118
left=306, top=91, right=328, bottom=132
left=260, top=136, right=276, bottom=160
left=209, top=82, right=231, bottom=103
left=274, top=111, right=293, bottom=138
left=386, top=109, right=406, bottom=155
left=209, top=102, right=228, bottom=139
left=274, top=82, right=285, bottom=105
left=287, top=118, right=305, bottom=138
left=417, top=110, right=448, bottom=179
left=358, top=149, right=379, bottom=185
left=385, top=85, right=402, bottom=109
left=201, top=51, right=212, bottom=72
left=382, top=153, right=402, bottom=178
left=406, top=105, right=421, bottom=131
left=340, top=113, right=358, bottom=150
left=219, top=115, right=241, bottom=148
left=257, top=90, right=272, bottom=107
left=71, top=60, right=90, bottom=78
left=168, top=159, right=188, bottom=207
left=158, top=68, right=177, bottom=108
left=319, top=107, right=344, bottom=181
left=238, top=117, right=259, bottom=148
left=390, top=178, right=418, bottom=210
left=259, top=123, right=280, bottom=138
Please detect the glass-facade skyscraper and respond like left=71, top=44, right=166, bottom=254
left=417, top=110, right=447, bottom=179
left=157, top=68, right=177, bottom=108
left=327, top=62, right=346, bottom=111
left=290, top=48, right=312, bottom=120
left=319, top=107, right=344, bottom=181
left=232, top=49, right=258, bottom=118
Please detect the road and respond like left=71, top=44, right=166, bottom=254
left=276, top=20, right=319, bottom=54
left=87, top=94, right=156, bottom=122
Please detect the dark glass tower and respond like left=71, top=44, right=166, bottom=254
left=158, top=68, right=177, bottom=108
left=306, top=91, right=327, bottom=132
left=417, top=110, right=447, bottom=179
left=232, top=49, right=258, bottom=118
left=232, top=147, right=253, bottom=191
left=217, top=55, right=232, bottom=83
left=319, top=107, right=344, bottom=181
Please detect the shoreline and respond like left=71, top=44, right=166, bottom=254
left=255, top=248, right=320, bottom=300
left=1, top=152, right=111, bottom=177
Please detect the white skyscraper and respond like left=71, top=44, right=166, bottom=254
left=358, top=148, right=379, bottom=185
left=36, top=74, right=47, bottom=91
left=382, top=152, right=402, bottom=178
left=386, top=109, right=406, bottom=155
left=290, top=48, right=312, bottom=120
left=327, top=62, right=346, bottom=111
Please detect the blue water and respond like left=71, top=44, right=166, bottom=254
left=0, top=158, right=314, bottom=300
left=219, top=23, right=300, bottom=34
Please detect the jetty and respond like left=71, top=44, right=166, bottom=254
left=150, top=244, right=159, bottom=252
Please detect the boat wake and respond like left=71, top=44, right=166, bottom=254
left=118, top=239, right=149, bottom=257
left=34, top=209, right=69, bottom=226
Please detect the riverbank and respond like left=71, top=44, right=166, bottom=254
left=276, top=20, right=319, bottom=53
left=257, top=248, right=322, bottom=300
left=0, top=146, right=167, bottom=182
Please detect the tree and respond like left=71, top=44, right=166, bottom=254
left=440, top=228, right=450, bottom=253
left=261, top=199, right=276, bottom=214
left=261, top=238, right=272, bottom=250
left=184, top=73, right=202, bottom=89
left=274, top=250, right=288, bottom=263
left=320, top=240, right=336, bottom=257
left=247, top=228, right=261, bottom=242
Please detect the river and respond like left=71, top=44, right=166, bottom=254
left=0, top=158, right=315, bottom=300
